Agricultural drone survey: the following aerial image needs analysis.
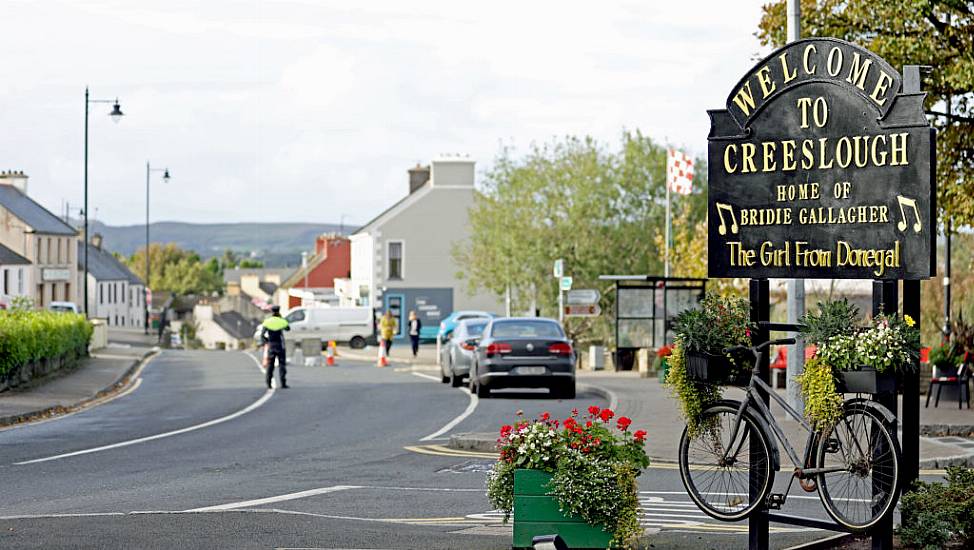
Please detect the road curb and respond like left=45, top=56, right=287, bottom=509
left=0, top=347, right=159, bottom=429
left=448, top=432, right=497, bottom=453
left=782, top=533, right=856, bottom=550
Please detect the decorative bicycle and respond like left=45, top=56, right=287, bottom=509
left=677, top=338, right=901, bottom=533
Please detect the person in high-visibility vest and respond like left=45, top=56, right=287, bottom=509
left=260, top=305, right=290, bottom=389
left=378, top=310, right=398, bottom=355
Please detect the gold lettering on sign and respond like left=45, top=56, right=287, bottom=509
left=803, top=44, right=818, bottom=74
left=732, top=81, right=758, bottom=116
left=845, top=52, right=873, bottom=90
left=870, top=70, right=894, bottom=107
left=757, top=65, right=776, bottom=98
left=779, top=53, right=797, bottom=84
left=723, top=144, right=738, bottom=173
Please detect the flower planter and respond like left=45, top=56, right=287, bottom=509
left=685, top=351, right=749, bottom=386
left=835, top=368, right=896, bottom=394
left=512, top=469, right=613, bottom=549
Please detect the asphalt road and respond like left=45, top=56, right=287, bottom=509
left=0, top=350, right=937, bottom=549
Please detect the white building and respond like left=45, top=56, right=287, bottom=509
left=0, top=242, right=32, bottom=309
left=78, top=235, right=146, bottom=328
left=192, top=303, right=259, bottom=350
left=336, top=157, right=502, bottom=340
left=0, top=171, right=79, bottom=308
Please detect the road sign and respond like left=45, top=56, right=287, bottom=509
left=559, top=276, right=573, bottom=291
left=553, top=259, right=564, bottom=278
left=564, top=304, right=601, bottom=317
left=566, top=289, right=600, bottom=305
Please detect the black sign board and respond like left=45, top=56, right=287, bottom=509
left=708, top=38, right=935, bottom=280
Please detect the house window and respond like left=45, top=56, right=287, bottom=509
left=387, top=241, right=404, bottom=280
left=17, top=268, right=23, bottom=294
left=47, top=238, right=52, bottom=263
left=99, top=283, right=104, bottom=304
left=2, top=268, right=7, bottom=294
left=57, top=238, right=62, bottom=264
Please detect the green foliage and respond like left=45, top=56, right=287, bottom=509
left=854, top=313, right=920, bottom=373
left=237, top=259, right=264, bottom=268
left=797, top=357, right=845, bottom=430
left=0, top=311, right=92, bottom=377
left=898, top=466, right=974, bottom=549
left=665, top=340, right=722, bottom=437
left=9, top=296, right=34, bottom=311
left=124, top=243, right=223, bottom=296
left=928, top=340, right=963, bottom=370
left=799, top=298, right=860, bottom=346
left=672, top=293, right=752, bottom=355
left=486, top=407, right=650, bottom=545
left=758, top=1, right=974, bottom=228
left=816, top=334, right=861, bottom=372
left=456, top=131, right=705, bottom=343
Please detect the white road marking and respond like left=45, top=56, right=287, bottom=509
left=185, top=485, right=360, bottom=512
left=410, top=372, right=442, bottom=383
left=13, top=354, right=274, bottom=465
left=419, top=384, right=478, bottom=442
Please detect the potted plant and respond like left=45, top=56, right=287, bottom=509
left=486, top=407, right=650, bottom=549
left=797, top=299, right=920, bottom=428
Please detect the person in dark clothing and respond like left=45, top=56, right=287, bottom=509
left=260, top=305, right=290, bottom=389
left=408, top=310, right=422, bottom=357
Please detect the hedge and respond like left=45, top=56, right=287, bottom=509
left=0, top=311, right=93, bottom=378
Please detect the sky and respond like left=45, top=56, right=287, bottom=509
left=1, top=0, right=772, bottom=226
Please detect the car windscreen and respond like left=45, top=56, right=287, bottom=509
left=465, top=322, right=487, bottom=337
left=49, top=306, right=73, bottom=313
left=490, top=321, right=563, bottom=338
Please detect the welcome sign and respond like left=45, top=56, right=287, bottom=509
left=707, top=38, right=935, bottom=280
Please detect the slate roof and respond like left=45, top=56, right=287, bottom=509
left=258, top=281, right=278, bottom=295
left=0, top=185, right=77, bottom=236
left=78, top=241, right=144, bottom=285
left=214, top=311, right=260, bottom=340
left=0, top=243, right=30, bottom=265
left=222, top=268, right=294, bottom=285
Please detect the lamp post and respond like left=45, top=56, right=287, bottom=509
left=83, top=88, right=124, bottom=317
left=145, top=162, right=170, bottom=334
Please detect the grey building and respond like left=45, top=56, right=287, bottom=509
left=77, top=235, right=145, bottom=328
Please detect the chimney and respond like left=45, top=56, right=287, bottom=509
left=315, top=234, right=329, bottom=255
left=0, top=170, right=28, bottom=194
left=91, top=233, right=103, bottom=250
left=408, top=164, right=430, bottom=194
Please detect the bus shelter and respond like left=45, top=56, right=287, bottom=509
left=598, top=275, right=706, bottom=370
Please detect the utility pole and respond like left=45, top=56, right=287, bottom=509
left=785, top=0, right=805, bottom=413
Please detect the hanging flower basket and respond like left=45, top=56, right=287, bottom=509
left=835, top=368, right=897, bottom=394
left=685, top=351, right=749, bottom=386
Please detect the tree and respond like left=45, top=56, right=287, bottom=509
left=455, top=131, right=705, bottom=342
left=125, top=243, right=223, bottom=296
left=757, top=0, right=974, bottom=227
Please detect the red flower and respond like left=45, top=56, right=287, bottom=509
left=634, top=430, right=647, bottom=442
left=571, top=408, right=579, bottom=417
left=586, top=421, right=593, bottom=428
left=593, top=438, right=601, bottom=446
left=540, top=412, right=550, bottom=421
left=500, top=424, right=513, bottom=437
left=616, top=417, right=632, bottom=431
left=588, top=405, right=601, bottom=416
left=599, top=408, right=614, bottom=422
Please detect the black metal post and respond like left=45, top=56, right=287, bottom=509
left=749, top=278, right=770, bottom=550
left=871, top=280, right=898, bottom=550
left=945, top=218, right=951, bottom=337
left=83, top=88, right=89, bottom=317
left=902, top=280, right=921, bottom=486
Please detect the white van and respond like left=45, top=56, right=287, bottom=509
left=283, top=306, right=374, bottom=349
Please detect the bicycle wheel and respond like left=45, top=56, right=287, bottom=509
left=816, top=401, right=901, bottom=532
left=679, top=401, right=775, bottom=521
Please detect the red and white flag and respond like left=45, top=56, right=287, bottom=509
left=666, top=149, right=694, bottom=195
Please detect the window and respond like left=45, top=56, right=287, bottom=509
left=99, top=283, right=104, bottom=304
left=47, top=238, right=52, bottom=263
left=387, top=241, right=403, bottom=280
left=286, top=310, right=306, bottom=323
left=2, top=268, right=7, bottom=294
left=57, top=238, right=62, bottom=264
left=17, top=268, right=23, bottom=294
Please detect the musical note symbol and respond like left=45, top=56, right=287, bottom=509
left=895, top=195, right=922, bottom=233
left=715, top=202, right=739, bottom=235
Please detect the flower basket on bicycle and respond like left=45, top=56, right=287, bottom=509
left=835, top=367, right=897, bottom=394
left=685, top=351, right=750, bottom=386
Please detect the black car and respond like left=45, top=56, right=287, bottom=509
left=469, top=317, right=576, bottom=399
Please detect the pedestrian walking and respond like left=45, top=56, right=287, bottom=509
left=379, top=310, right=398, bottom=356
left=260, top=305, right=290, bottom=389
left=408, top=310, right=422, bottom=357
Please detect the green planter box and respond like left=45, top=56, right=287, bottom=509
left=513, top=469, right=613, bottom=549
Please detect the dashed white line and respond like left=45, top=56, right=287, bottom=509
left=410, top=372, right=442, bottom=383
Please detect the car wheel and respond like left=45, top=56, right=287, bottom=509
left=440, top=363, right=449, bottom=384
left=475, top=379, right=490, bottom=398
left=449, top=361, right=463, bottom=388
left=349, top=336, right=366, bottom=350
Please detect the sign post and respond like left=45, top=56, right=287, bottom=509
left=708, top=38, right=934, bottom=550
left=558, top=276, right=573, bottom=323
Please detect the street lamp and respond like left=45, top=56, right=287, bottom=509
left=83, top=88, right=124, bottom=318
left=145, top=162, right=170, bottom=334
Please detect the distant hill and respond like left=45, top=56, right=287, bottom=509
left=85, top=221, right=348, bottom=267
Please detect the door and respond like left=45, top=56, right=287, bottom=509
left=384, top=294, right=405, bottom=339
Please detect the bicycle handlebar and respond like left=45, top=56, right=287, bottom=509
left=723, top=338, right=796, bottom=355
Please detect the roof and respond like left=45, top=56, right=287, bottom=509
left=353, top=183, right=432, bottom=235
left=213, top=311, right=260, bottom=340
left=78, top=241, right=144, bottom=285
left=258, top=281, right=278, bottom=295
left=223, top=267, right=294, bottom=285
left=0, top=243, right=30, bottom=265
left=0, top=185, right=77, bottom=235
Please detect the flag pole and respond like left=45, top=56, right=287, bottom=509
left=665, top=174, right=671, bottom=278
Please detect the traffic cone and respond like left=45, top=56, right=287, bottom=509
left=377, top=340, right=389, bottom=367
left=326, top=341, right=336, bottom=366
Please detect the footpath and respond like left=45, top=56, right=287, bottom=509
left=0, top=329, right=157, bottom=428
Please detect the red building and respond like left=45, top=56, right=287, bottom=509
left=280, top=234, right=351, bottom=309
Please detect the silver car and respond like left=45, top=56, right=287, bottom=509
left=439, top=319, right=488, bottom=387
